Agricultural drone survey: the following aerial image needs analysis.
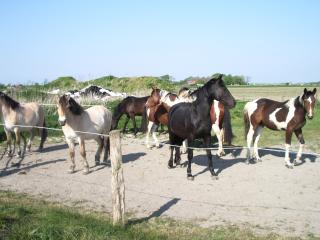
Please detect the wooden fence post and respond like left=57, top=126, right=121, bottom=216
left=109, top=130, right=125, bottom=225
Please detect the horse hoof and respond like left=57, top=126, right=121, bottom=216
left=245, top=160, right=250, bottom=165
left=68, top=169, right=75, bottom=174
left=95, top=161, right=100, bottom=166
left=168, top=165, right=174, bottom=169
left=187, top=175, right=194, bottom=181
left=286, top=164, right=293, bottom=169
left=293, top=160, right=300, bottom=166
left=82, top=170, right=89, bottom=175
left=211, top=175, right=219, bottom=180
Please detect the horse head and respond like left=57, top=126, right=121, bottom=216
left=301, top=88, right=317, bottom=119
left=147, top=88, right=161, bottom=107
left=206, top=74, right=236, bottom=108
left=57, top=95, right=84, bottom=126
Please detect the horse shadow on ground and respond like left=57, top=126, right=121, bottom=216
left=122, top=152, right=146, bottom=164
left=0, top=158, right=66, bottom=177
left=38, top=144, right=69, bottom=153
left=257, top=147, right=317, bottom=165
left=128, top=198, right=180, bottom=225
left=191, top=154, right=246, bottom=177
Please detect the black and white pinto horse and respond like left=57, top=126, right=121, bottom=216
left=244, top=88, right=317, bottom=168
left=168, top=75, right=236, bottom=180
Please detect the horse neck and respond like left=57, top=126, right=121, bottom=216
left=295, top=96, right=307, bottom=115
left=194, top=88, right=212, bottom=113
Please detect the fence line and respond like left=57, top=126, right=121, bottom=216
left=0, top=123, right=320, bottom=157
left=0, top=123, right=110, bottom=138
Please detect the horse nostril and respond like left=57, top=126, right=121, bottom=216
left=59, top=120, right=66, bottom=126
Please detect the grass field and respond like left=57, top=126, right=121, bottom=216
left=1, top=191, right=316, bottom=240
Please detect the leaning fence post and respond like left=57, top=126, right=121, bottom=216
left=109, top=130, right=125, bottom=225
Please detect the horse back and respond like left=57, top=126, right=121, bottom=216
left=85, top=105, right=112, bottom=133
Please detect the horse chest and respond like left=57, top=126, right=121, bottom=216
left=268, top=104, right=295, bottom=130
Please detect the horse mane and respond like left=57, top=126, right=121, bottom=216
left=68, top=97, right=84, bottom=115
left=59, top=95, right=84, bottom=115
left=0, top=92, right=20, bottom=110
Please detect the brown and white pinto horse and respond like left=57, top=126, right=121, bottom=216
left=145, top=88, right=192, bottom=149
left=244, top=88, right=317, bottom=168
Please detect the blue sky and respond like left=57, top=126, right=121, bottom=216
left=0, top=0, right=319, bottom=84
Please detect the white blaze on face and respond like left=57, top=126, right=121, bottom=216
left=269, top=98, right=295, bottom=130
left=307, top=97, right=313, bottom=117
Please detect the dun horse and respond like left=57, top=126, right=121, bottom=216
left=57, top=95, right=112, bottom=174
left=111, top=96, right=148, bottom=135
left=0, top=91, right=47, bottom=157
left=168, top=75, right=236, bottom=180
left=244, top=88, right=317, bottom=168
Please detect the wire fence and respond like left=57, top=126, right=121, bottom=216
left=0, top=122, right=320, bottom=157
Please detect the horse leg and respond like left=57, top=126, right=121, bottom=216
left=212, top=124, right=225, bottom=157
left=130, top=115, right=138, bottom=136
left=103, top=136, right=110, bottom=163
left=246, top=125, right=255, bottom=164
left=293, top=128, right=305, bottom=165
left=21, top=132, right=27, bottom=158
left=151, top=123, right=160, bottom=148
left=14, top=128, right=22, bottom=157
left=79, top=138, right=89, bottom=174
left=122, top=115, right=130, bottom=133
left=174, top=146, right=181, bottom=166
left=285, top=130, right=293, bottom=169
left=204, top=135, right=218, bottom=180
left=253, top=125, right=263, bottom=162
left=4, top=129, right=13, bottom=156
left=95, top=137, right=103, bottom=166
left=66, top=139, right=76, bottom=173
left=186, top=147, right=194, bottom=180
left=168, top=146, right=175, bottom=169
left=27, top=129, right=35, bottom=152
left=181, top=140, right=188, bottom=154
left=145, top=121, right=153, bottom=149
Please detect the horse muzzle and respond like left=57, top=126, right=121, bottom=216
left=307, top=115, right=313, bottom=120
left=58, top=119, right=66, bottom=126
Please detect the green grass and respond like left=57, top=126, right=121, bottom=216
left=0, top=191, right=314, bottom=240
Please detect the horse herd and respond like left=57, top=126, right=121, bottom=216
left=0, top=74, right=317, bottom=180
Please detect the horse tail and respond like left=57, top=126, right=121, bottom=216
left=140, top=106, right=148, bottom=133
left=39, top=119, right=47, bottom=150
left=222, top=107, right=233, bottom=145
left=243, top=103, right=250, bottom=140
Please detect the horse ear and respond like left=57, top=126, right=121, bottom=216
left=313, top=88, right=317, bottom=94
left=304, top=88, right=307, bottom=95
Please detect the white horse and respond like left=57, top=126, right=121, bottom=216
left=0, top=91, right=47, bottom=157
left=57, top=95, right=112, bottom=174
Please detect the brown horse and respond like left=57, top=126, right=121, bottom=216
left=0, top=91, right=47, bottom=157
left=244, top=88, right=317, bottom=168
left=111, top=96, right=148, bottom=135
left=145, top=88, right=193, bottom=149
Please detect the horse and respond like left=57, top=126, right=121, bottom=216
left=176, top=87, right=233, bottom=156
left=244, top=88, right=317, bottom=168
left=111, top=96, right=148, bottom=135
left=145, top=88, right=194, bottom=149
left=57, top=95, right=112, bottom=174
left=168, top=74, right=236, bottom=180
left=0, top=91, right=47, bottom=157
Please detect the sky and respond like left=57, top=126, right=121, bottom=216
left=0, top=0, right=319, bottom=84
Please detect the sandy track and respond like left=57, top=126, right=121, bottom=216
left=0, top=136, right=319, bottom=237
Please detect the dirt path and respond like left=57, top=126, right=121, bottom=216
left=0, top=136, right=319, bottom=237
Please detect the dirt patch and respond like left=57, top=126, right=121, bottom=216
left=0, top=136, right=319, bottom=237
